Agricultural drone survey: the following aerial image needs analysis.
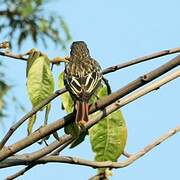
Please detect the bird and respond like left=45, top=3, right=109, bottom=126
left=64, top=41, right=102, bottom=127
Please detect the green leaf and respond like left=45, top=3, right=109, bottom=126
left=28, top=114, right=36, bottom=135
left=89, top=110, right=127, bottom=161
left=64, top=122, right=79, bottom=136
left=44, top=103, right=51, bottom=126
left=18, top=30, right=28, bottom=48
left=27, top=55, right=54, bottom=107
left=89, top=86, right=127, bottom=174
left=26, top=55, right=54, bottom=134
left=26, top=49, right=41, bottom=77
left=70, top=130, right=88, bottom=148
left=58, top=72, right=74, bottom=113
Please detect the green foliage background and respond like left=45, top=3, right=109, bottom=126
left=0, top=0, right=71, bottom=120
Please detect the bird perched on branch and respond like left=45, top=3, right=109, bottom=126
left=64, top=41, right=102, bottom=127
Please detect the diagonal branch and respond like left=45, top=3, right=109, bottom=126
left=1, top=69, right=180, bottom=179
left=4, top=139, right=74, bottom=180
left=102, top=47, right=180, bottom=74
left=0, top=69, right=179, bottom=164
left=1, top=125, right=180, bottom=169
left=0, top=57, right=179, bottom=162
left=0, top=48, right=179, bottom=149
left=0, top=88, right=66, bottom=150
left=90, top=55, right=180, bottom=112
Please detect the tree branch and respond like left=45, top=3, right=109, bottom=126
left=0, top=51, right=27, bottom=61
left=102, top=47, right=180, bottom=74
left=0, top=44, right=180, bottom=67
left=0, top=69, right=179, bottom=163
left=1, top=125, right=180, bottom=170
left=90, top=55, right=180, bottom=112
left=5, top=139, right=74, bottom=180
left=1, top=69, right=180, bottom=179
left=5, top=164, right=35, bottom=180
left=122, top=151, right=132, bottom=158
left=0, top=48, right=179, bottom=149
left=0, top=57, right=179, bottom=162
left=0, top=88, right=66, bottom=150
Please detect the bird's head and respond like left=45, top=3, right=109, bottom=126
left=70, top=41, right=90, bottom=58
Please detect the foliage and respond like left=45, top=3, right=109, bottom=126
left=0, top=0, right=72, bottom=49
left=58, top=72, right=74, bottom=113
left=89, top=86, right=127, bottom=175
left=26, top=51, right=54, bottom=134
left=0, top=71, right=10, bottom=118
left=0, top=0, right=71, bottom=121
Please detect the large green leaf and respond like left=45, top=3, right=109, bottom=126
left=26, top=49, right=42, bottom=77
left=27, top=55, right=54, bottom=133
left=27, top=55, right=54, bottom=107
left=89, top=110, right=127, bottom=161
left=89, top=86, right=127, bottom=174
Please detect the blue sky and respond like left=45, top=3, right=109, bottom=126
left=0, top=0, right=180, bottom=179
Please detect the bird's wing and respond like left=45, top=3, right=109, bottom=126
left=64, top=69, right=102, bottom=101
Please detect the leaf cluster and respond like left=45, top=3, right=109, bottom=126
left=0, top=0, right=71, bottom=48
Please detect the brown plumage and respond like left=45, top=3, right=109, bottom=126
left=64, top=41, right=102, bottom=127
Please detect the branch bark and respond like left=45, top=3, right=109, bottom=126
left=0, top=48, right=179, bottom=149
left=1, top=69, right=180, bottom=180
left=1, top=125, right=179, bottom=169
left=0, top=69, right=179, bottom=163
left=0, top=88, right=66, bottom=150
left=90, top=55, right=180, bottom=112
left=1, top=45, right=180, bottom=67
left=102, top=47, right=180, bottom=74
left=4, top=139, right=74, bottom=180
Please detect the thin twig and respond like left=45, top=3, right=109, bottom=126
left=51, top=138, right=74, bottom=156
left=86, top=70, right=180, bottom=129
left=0, top=49, right=69, bottom=64
left=102, top=47, right=180, bottom=74
left=0, top=45, right=180, bottom=67
left=122, top=151, right=132, bottom=158
left=2, top=125, right=180, bottom=170
left=0, top=51, right=27, bottom=61
left=5, top=164, right=35, bottom=180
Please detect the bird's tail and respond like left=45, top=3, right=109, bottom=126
left=75, top=101, right=89, bottom=127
